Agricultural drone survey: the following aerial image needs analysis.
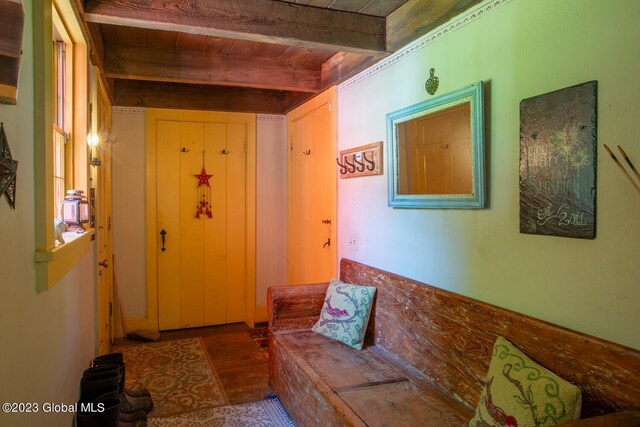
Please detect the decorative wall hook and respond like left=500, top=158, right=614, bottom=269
left=344, top=157, right=356, bottom=173
left=363, top=152, right=376, bottom=171
left=220, top=149, right=229, bottom=155
left=303, top=149, right=311, bottom=156
left=336, top=158, right=348, bottom=174
left=353, top=155, right=365, bottom=172
left=425, top=68, right=439, bottom=95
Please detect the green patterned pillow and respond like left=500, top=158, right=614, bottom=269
left=312, top=279, right=376, bottom=350
left=470, top=337, right=582, bottom=427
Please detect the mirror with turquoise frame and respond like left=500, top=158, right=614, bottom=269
left=387, top=81, right=486, bottom=208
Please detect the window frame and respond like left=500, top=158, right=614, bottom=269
left=52, top=32, right=70, bottom=223
left=34, top=0, right=93, bottom=291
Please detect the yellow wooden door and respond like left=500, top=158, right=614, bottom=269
left=95, top=77, right=112, bottom=355
left=287, top=88, right=337, bottom=284
left=215, top=123, right=246, bottom=323
left=156, top=118, right=246, bottom=330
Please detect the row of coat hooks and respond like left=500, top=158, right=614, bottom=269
left=180, top=147, right=230, bottom=154
left=336, top=152, right=376, bottom=174
left=337, top=141, right=383, bottom=179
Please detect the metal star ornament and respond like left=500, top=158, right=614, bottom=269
left=194, top=151, right=213, bottom=218
left=0, top=123, right=18, bottom=209
left=194, top=168, right=213, bottom=187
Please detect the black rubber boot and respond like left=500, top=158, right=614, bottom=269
left=93, top=354, right=152, bottom=398
left=76, top=398, right=147, bottom=427
left=93, top=352, right=123, bottom=365
left=81, top=371, right=121, bottom=401
left=81, top=370, right=150, bottom=423
left=84, top=365, right=153, bottom=414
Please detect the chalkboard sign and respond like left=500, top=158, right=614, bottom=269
left=519, top=81, right=597, bottom=239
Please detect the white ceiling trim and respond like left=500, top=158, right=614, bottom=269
left=339, top=0, right=514, bottom=92
left=112, top=106, right=147, bottom=114
left=257, top=114, right=285, bottom=121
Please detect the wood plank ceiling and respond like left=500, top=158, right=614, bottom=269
left=75, top=0, right=482, bottom=114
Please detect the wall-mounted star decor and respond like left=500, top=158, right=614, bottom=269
left=0, top=123, right=18, bottom=209
left=194, top=151, right=213, bottom=218
left=194, top=168, right=213, bottom=186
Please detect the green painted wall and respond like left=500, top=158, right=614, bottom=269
left=0, top=0, right=97, bottom=425
left=338, top=0, right=640, bottom=349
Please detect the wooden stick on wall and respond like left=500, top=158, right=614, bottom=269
left=604, top=144, right=640, bottom=195
left=617, top=145, right=640, bottom=183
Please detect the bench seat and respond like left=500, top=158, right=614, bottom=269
left=271, top=331, right=473, bottom=426
left=268, top=259, right=640, bottom=427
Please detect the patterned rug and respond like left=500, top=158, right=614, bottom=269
left=115, top=337, right=228, bottom=417
left=248, top=327, right=269, bottom=359
left=148, top=398, right=295, bottom=427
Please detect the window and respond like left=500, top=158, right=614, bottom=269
left=52, top=11, right=76, bottom=225
left=53, top=40, right=68, bottom=221
left=34, top=0, right=92, bottom=290
left=53, top=126, right=65, bottom=220
left=53, top=40, right=66, bottom=129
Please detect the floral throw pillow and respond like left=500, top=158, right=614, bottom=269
left=470, top=337, right=582, bottom=427
left=312, top=279, right=376, bottom=350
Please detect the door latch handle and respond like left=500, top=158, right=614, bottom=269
left=99, top=259, right=109, bottom=268
left=323, top=238, right=330, bottom=248
left=160, top=229, right=167, bottom=252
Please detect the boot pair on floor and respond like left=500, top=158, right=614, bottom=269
left=76, top=353, right=153, bottom=427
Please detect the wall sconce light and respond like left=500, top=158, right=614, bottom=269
left=62, top=189, right=90, bottom=231
left=87, top=133, right=101, bottom=166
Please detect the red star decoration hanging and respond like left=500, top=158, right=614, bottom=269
left=194, top=168, right=213, bottom=187
left=195, top=151, right=213, bottom=219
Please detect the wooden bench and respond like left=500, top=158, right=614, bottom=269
left=268, top=259, right=640, bottom=427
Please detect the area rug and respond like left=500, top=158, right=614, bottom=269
left=148, top=398, right=295, bottom=427
left=115, top=337, right=228, bottom=417
left=248, top=327, right=269, bottom=359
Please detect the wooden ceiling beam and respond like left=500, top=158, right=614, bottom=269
left=386, top=0, right=483, bottom=51
left=104, top=44, right=321, bottom=93
left=114, top=80, right=292, bottom=114
left=84, top=0, right=387, bottom=56
left=320, top=52, right=384, bottom=89
left=319, top=0, right=483, bottom=97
